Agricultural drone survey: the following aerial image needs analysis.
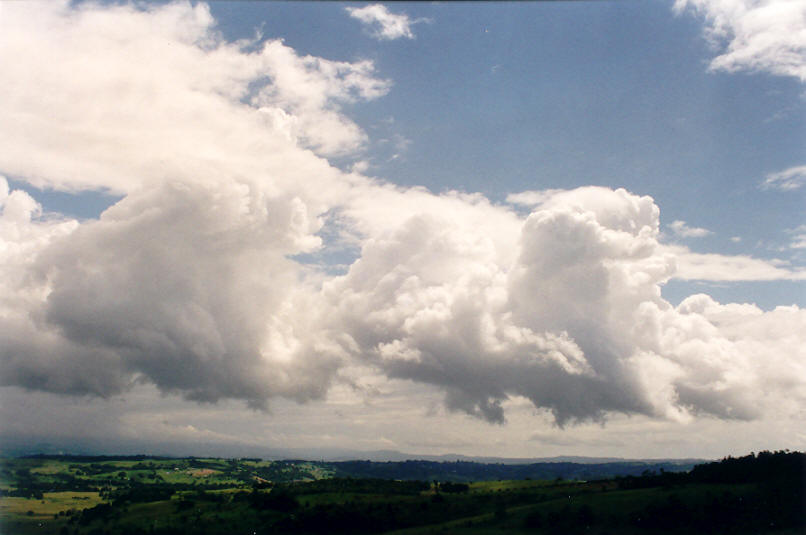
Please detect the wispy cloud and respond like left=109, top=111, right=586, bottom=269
left=668, top=220, right=713, bottom=238
left=761, top=165, right=806, bottom=191
left=505, top=189, right=565, bottom=207
left=675, top=0, right=806, bottom=82
left=346, top=4, right=427, bottom=41
left=662, top=244, right=806, bottom=281
left=787, top=225, right=806, bottom=250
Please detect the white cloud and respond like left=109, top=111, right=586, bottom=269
left=346, top=4, right=424, bottom=41
left=0, top=1, right=804, bottom=441
left=668, top=220, right=713, bottom=238
left=0, top=1, right=389, bottom=195
left=324, top=186, right=806, bottom=424
left=505, top=189, right=565, bottom=207
left=671, top=294, right=806, bottom=418
left=663, top=244, right=806, bottom=281
left=0, top=0, right=377, bottom=407
left=675, top=0, right=806, bottom=82
left=761, top=164, right=806, bottom=190
left=787, top=225, right=806, bottom=249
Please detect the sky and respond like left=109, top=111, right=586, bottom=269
left=0, top=0, right=805, bottom=461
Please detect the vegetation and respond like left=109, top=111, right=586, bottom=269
left=0, top=451, right=802, bottom=534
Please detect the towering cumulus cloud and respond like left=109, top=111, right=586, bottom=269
left=328, top=187, right=806, bottom=424
left=1, top=2, right=804, bottom=429
left=0, top=0, right=379, bottom=407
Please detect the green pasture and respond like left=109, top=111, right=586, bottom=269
left=0, top=491, right=102, bottom=535
left=0, top=491, right=102, bottom=518
left=27, top=461, right=68, bottom=475
left=468, top=479, right=561, bottom=493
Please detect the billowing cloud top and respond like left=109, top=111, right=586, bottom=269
left=1, top=2, right=805, bottom=431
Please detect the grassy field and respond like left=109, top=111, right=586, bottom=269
left=0, top=492, right=100, bottom=535
left=468, top=479, right=558, bottom=492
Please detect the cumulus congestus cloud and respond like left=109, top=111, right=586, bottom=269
left=1, top=2, right=805, bottom=428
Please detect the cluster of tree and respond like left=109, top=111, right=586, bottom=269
left=689, top=450, right=804, bottom=484
left=5, top=468, right=98, bottom=495
left=110, top=484, right=175, bottom=505
left=330, top=459, right=695, bottom=482
left=616, top=450, right=805, bottom=490
left=74, top=503, right=115, bottom=526
left=277, top=477, right=430, bottom=496
left=240, top=488, right=299, bottom=513
left=435, top=481, right=469, bottom=493
left=1, top=487, right=45, bottom=499
left=247, top=461, right=322, bottom=483
left=173, top=491, right=227, bottom=513
left=68, top=463, right=128, bottom=477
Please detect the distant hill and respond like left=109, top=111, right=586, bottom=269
left=14, top=453, right=701, bottom=483
left=328, top=458, right=700, bottom=482
left=325, top=449, right=705, bottom=465
left=2, top=439, right=706, bottom=468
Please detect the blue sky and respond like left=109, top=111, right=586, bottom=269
left=224, top=1, right=805, bottom=247
left=0, top=1, right=805, bottom=459
left=219, top=1, right=806, bottom=306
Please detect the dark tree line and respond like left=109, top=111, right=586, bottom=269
left=276, top=477, right=430, bottom=496
left=596, top=451, right=804, bottom=533
left=616, top=450, right=805, bottom=489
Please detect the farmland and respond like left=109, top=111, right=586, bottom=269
left=0, top=451, right=802, bottom=534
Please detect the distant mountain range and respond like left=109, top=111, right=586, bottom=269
left=0, top=436, right=706, bottom=465
left=322, top=448, right=705, bottom=465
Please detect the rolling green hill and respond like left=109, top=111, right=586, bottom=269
left=1, top=451, right=802, bottom=534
